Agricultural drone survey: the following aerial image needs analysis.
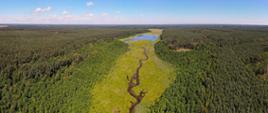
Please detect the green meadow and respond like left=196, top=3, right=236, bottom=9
left=89, top=29, right=175, bottom=113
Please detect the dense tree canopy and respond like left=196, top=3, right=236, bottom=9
left=150, top=28, right=268, bottom=113
left=0, top=28, right=146, bottom=113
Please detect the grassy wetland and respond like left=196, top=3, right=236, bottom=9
left=89, top=29, right=175, bottom=113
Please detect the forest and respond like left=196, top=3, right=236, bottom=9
left=0, top=27, right=146, bottom=113
left=1, top=0, right=268, bottom=113
left=1, top=25, right=268, bottom=113
left=150, top=28, right=268, bottom=113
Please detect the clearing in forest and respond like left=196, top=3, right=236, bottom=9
left=89, top=29, right=175, bottom=113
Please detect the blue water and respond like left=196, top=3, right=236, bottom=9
left=131, top=34, right=158, bottom=41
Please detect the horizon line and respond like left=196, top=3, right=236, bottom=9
left=1, top=23, right=268, bottom=26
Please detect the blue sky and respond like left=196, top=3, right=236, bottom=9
left=0, top=0, right=268, bottom=24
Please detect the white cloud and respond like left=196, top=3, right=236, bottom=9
left=85, top=13, right=94, bottom=17
left=1, top=12, right=268, bottom=25
left=86, top=1, right=94, bottom=7
left=62, top=11, right=69, bottom=15
left=0, top=13, right=127, bottom=24
left=34, top=6, right=52, bottom=13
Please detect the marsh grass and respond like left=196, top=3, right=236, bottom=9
left=89, top=29, right=175, bottom=113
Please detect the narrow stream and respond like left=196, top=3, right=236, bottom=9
left=127, top=47, right=149, bottom=113
left=89, top=29, right=175, bottom=113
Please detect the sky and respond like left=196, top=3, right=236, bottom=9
left=0, top=0, right=268, bottom=25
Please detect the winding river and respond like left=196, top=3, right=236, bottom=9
left=89, top=29, right=175, bottom=113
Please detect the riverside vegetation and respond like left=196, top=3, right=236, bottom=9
left=89, top=29, right=175, bottom=113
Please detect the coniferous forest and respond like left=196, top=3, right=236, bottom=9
left=1, top=25, right=268, bottom=113
left=0, top=27, right=146, bottom=113
left=150, top=28, right=268, bottom=113
left=1, top=1, right=268, bottom=113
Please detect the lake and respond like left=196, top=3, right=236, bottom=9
left=131, top=34, right=158, bottom=41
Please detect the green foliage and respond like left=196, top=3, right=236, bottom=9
left=23, top=41, right=128, bottom=113
left=0, top=28, right=145, bottom=113
left=150, top=29, right=268, bottom=113
left=160, top=29, right=204, bottom=49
